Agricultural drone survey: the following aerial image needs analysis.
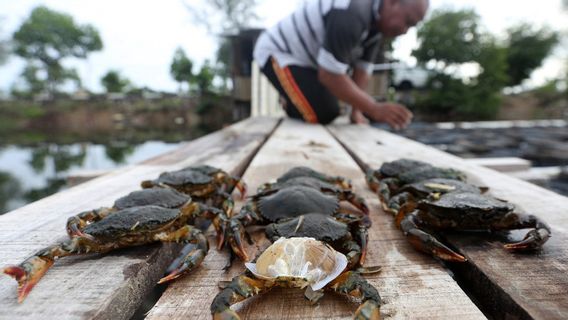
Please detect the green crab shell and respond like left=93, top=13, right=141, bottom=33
left=182, top=164, right=221, bottom=176
left=275, top=177, right=339, bottom=192
left=379, top=159, right=431, bottom=178
left=276, top=167, right=330, bottom=183
left=114, top=188, right=191, bottom=210
left=245, top=237, right=347, bottom=290
left=399, top=178, right=480, bottom=197
left=420, top=192, right=514, bottom=219
left=83, top=206, right=180, bottom=239
left=266, top=213, right=349, bottom=242
left=154, top=169, right=212, bottom=187
left=398, top=166, right=467, bottom=185
left=258, top=186, right=339, bottom=222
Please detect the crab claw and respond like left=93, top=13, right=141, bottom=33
left=228, top=220, right=249, bottom=262
left=504, top=228, right=551, bottom=251
left=4, top=256, right=54, bottom=303
left=354, top=300, right=381, bottom=320
left=213, top=309, right=241, bottom=320
left=158, top=244, right=207, bottom=284
left=235, top=180, right=247, bottom=199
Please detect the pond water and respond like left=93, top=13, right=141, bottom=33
left=0, top=141, right=181, bottom=215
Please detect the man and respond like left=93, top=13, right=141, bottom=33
left=253, top=0, right=429, bottom=128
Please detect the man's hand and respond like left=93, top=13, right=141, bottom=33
left=350, top=108, right=370, bottom=124
left=367, top=102, right=413, bottom=130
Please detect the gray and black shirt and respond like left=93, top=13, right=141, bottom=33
left=254, top=0, right=382, bottom=75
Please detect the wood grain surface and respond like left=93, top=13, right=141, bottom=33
left=0, top=117, right=279, bottom=319
left=146, top=119, right=485, bottom=320
left=329, top=124, right=568, bottom=320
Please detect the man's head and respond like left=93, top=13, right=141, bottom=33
left=377, top=0, right=429, bottom=38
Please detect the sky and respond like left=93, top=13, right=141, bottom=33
left=0, top=0, right=566, bottom=94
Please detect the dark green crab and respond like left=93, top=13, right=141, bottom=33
left=227, top=185, right=369, bottom=262
left=66, top=188, right=228, bottom=248
left=4, top=198, right=222, bottom=303
left=258, top=166, right=353, bottom=192
left=255, top=176, right=368, bottom=214
left=399, top=191, right=551, bottom=262
left=141, top=165, right=247, bottom=215
left=366, top=159, right=467, bottom=214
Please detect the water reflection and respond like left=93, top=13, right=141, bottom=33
left=0, top=141, right=180, bottom=215
left=0, top=171, right=22, bottom=214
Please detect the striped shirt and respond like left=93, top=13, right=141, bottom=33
left=254, top=0, right=382, bottom=75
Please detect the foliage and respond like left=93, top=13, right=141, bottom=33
left=412, top=8, right=556, bottom=120
left=195, top=60, right=215, bottom=93
left=170, top=47, right=194, bottom=92
left=504, top=23, right=558, bottom=86
left=413, top=9, right=483, bottom=67
left=0, top=171, right=21, bottom=214
left=12, top=6, right=102, bottom=95
left=101, top=70, right=131, bottom=93
left=0, top=22, right=9, bottom=66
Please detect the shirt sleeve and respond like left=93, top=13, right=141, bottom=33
left=356, top=37, right=381, bottom=74
left=317, top=9, right=367, bottom=74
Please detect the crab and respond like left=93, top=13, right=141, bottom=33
left=398, top=191, right=551, bottom=262
left=66, top=188, right=228, bottom=248
left=385, top=178, right=486, bottom=218
left=141, top=165, right=247, bottom=215
left=3, top=198, right=223, bottom=303
left=211, top=237, right=381, bottom=320
left=226, top=185, right=370, bottom=262
left=257, top=166, right=353, bottom=192
left=366, top=159, right=467, bottom=213
left=255, top=176, right=368, bottom=215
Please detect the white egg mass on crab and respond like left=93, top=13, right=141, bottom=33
left=245, top=237, right=348, bottom=290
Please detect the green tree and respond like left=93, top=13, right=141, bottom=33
left=413, top=9, right=483, bottom=68
left=195, top=60, right=215, bottom=93
left=0, top=22, right=9, bottom=66
left=413, top=9, right=508, bottom=119
left=12, top=6, right=102, bottom=95
left=504, top=23, right=558, bottom=86
left=101, top=70, right=130, bottom=93
left=170, top=47, right=194, bottom=93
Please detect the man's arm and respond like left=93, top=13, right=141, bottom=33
left=350, top=68, right=371, bottom=124
left=318, top=67, right=412, bottom=129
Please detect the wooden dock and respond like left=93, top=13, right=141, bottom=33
left=1, top=117, right=567, bottom=319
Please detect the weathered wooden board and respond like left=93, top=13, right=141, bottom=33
left=0, top=117, right=279, bottom=319
left=147, top=119, right=484, bottom=320
left=329, top=124, right=568, bottom=319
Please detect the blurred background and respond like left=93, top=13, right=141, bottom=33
left=0, top=0, right=566, bottom=215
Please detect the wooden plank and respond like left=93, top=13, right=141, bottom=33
left=465, top=157, right=532, bottom=173
left=147, top=119, right=484, bottom=319
left=0, top=117, right=280, bottom=319
left=329, top=124, right=568, bottom=319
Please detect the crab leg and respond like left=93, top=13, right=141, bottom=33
left=182, top=202, right=228, bottom=250
left=3, top=237, right=115, bottom=303
left=386, top=191, right=415, bottom=216
left=210, top=274, right=273, bottom=320
left=227, top=202, right=264, bottom=261
left=220, top=173, right=247, bottom=200
left=491, top=213, right=552, bottom=251
left=326, top=271, right=381, bottom=320
left=336, top=190, right=370, bottom=215
left=157, top=225, right=209, bottom=283
left=66, top=207, right=114, bottom=238
left=399, top=210, right=467, bottom=262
